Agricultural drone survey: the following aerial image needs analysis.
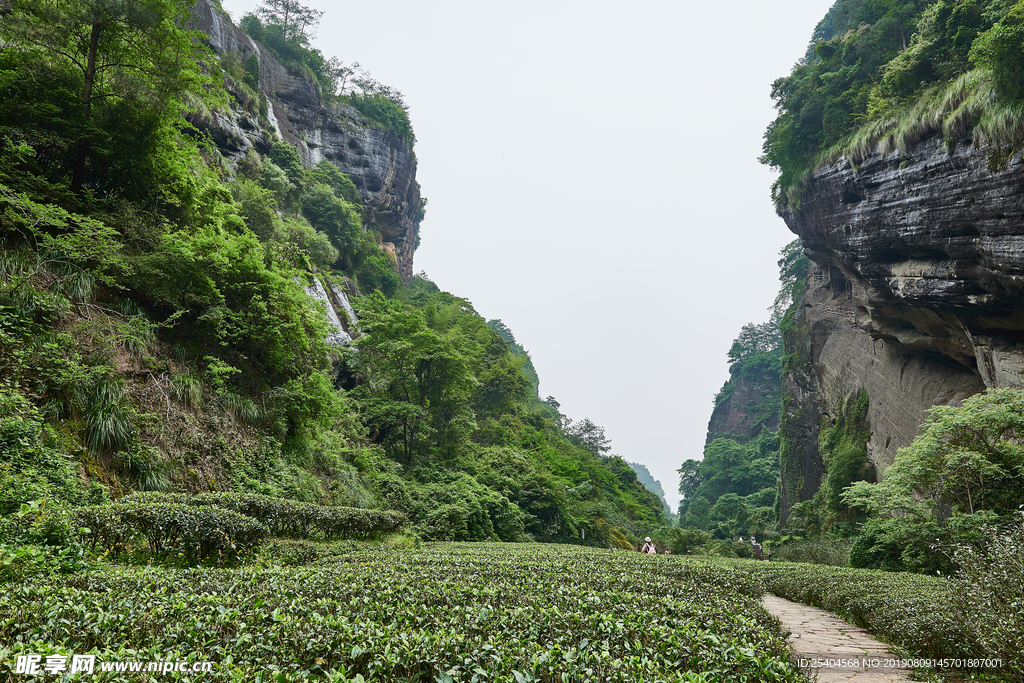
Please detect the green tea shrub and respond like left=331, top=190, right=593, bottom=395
left=1, top=500, right=89, bottom=582
left=2, top=544, right=806, bottom=681
left=76, top=500, right=268, bottom=563
left=121, top=492, right=406, bottom=540
left=945, top=511, right=1024, bottom=675
left=773, top=537, right=852, bottom=566
left=747, top=561, right=972, bottom=659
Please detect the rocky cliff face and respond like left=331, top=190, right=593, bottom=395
left=705, top=374, right=780, bottom=445
left=777, top=133, right=1024, bottom=518
left=189, top=0, right=421, bottom=283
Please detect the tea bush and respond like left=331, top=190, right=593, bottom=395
left=743, top=561, right=973, bottom=661
left=76, top=501, right=268, bottom=563
left=121, top=492, right=407, bottom=540
left=945, top=511, right=1024, bottom=675
left=0, top=544, right=808, bottom=682
left=771, top=538, right=852, bottom=566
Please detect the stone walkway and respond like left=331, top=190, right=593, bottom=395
left=762, top=594, right=914, bottom=682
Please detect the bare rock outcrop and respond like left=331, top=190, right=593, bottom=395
left=705, top=374, right=781, bottom=445
left=189, top=0, right=421, bottom=283
left=777, top=135, right=1024, bottom=518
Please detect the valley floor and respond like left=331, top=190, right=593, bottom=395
left=2, top=544, right=1013, bottom=682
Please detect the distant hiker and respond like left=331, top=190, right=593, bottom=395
left=663, top=549, right=670, bottom=554
left=766, top=547, right=772, bottom=561
left=640, top=537, right=656, bottom=554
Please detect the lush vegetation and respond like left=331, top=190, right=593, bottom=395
left=740, top=516, right=1024, bottom=679
left=763, top=0, right=1024, bottom=206
left=237, top=1, right=416, bottom=146
left=674, top=242, right=807, bottom=541
left=0, top=0, right=665, bottom=569
left=0, top=543, right=808, bottom=681
left=843, top=388, right=1024, bottom=573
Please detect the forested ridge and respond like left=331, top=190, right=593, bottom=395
left=763, top=0, right=1024, bottom=207
left=0, top=0, right=665, bottom=554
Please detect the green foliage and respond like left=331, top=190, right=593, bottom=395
left=663, top=526, right=713, bottom=554
left=679, top=432, right=780, bottom=538
left=0, top=545, right=807, bottom=681
left=969, top=1, right=1024, bottom=101
left=945, top=510, right=1024, bottom=673
left=0, top=500, right=89, bottom=582
left=268, top=140, right=305, bottom=201
left=0, top=0, right=666, bottom=563
left=340, top=291, right=665, bottom=542
left=771, top=537, right=853, bottom=566
left=0, top=391, right=87, bottom=513
left=349, top=293, right=476, bottom=463
left=308, top=159, right=361, bottom=205
left=790, top=390, right=875, bottom=536
left=300, top=182, right=363, bottom=262
left=239, top=11, right=336, bottom=96
left=120, top=491, right=407, bottom=540
left=243, top=53, right=261, bottom=90
left=76, top=500, right=269, bottom=563
left=232, top=175, right=277, bottom=239
left=0, top=0, right=220, bottom=195
left=345, top=93, right=416, bottom=147
left=742, top=559, right=999, bottom=669
left=844, top=388, right=1024, bottom=572
left=762, top=0, right=1024, bottom=206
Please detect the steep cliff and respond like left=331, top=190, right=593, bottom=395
left=706, top=372, right=781, bottom=445
left=189, top=0, right=421, bottom=283
left=777, top=133, right=1024, bottom=520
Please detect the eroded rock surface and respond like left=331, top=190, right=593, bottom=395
left=189, top=0, right=421, bottom=282
left=777, top=135, right=1024, bottom=515
left=705, top=374, right=780, bottom=445
left=782, top=135, right=1024, bottom=383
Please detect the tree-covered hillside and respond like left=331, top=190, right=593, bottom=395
left=763, top=0, right=1024, bottom=206
left=0, top=0, right=663, bottom=548
left=675, top=242, right=807, bottom=540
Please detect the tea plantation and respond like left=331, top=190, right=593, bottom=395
left=1, top=544, right=808, bottom=682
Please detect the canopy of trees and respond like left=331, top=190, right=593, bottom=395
left=762, top=0, right=1024, bottom=205
left=844, top=388, right=1024, bottom=572
left=0, top=0, right=662, bottom=548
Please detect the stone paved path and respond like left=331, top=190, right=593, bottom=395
left=762, top=594, right=914, bottom=682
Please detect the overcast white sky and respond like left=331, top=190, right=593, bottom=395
left=221, top=0, right=835, bottom=510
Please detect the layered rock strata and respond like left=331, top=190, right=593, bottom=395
left=777, top=134, right=1024, bottom=517
left=705, top=374, right=781, bottom=445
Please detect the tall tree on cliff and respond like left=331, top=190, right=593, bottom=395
left=1, top=0, right=213, bottom=193
left=255, top=0, right=323, bottom=45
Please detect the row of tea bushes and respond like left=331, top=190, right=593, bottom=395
left=742, top=561, right=1012, bottom=675
left=122, top=492, right=407, bottom=540
left=1, top=544, right=811, bottom=681
left=75, top=501, right=268, bottom=562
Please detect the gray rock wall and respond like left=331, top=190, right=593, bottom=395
left=189, top=0, right=421, bottom=283
left=705, top=374, right=780, bottom=446
left=776, top=134, right=1024, bottom=518
left=781, top=134, right=1024, bottom=384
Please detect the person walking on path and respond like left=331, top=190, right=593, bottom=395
left=640, top=537, right=656, bottom=554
